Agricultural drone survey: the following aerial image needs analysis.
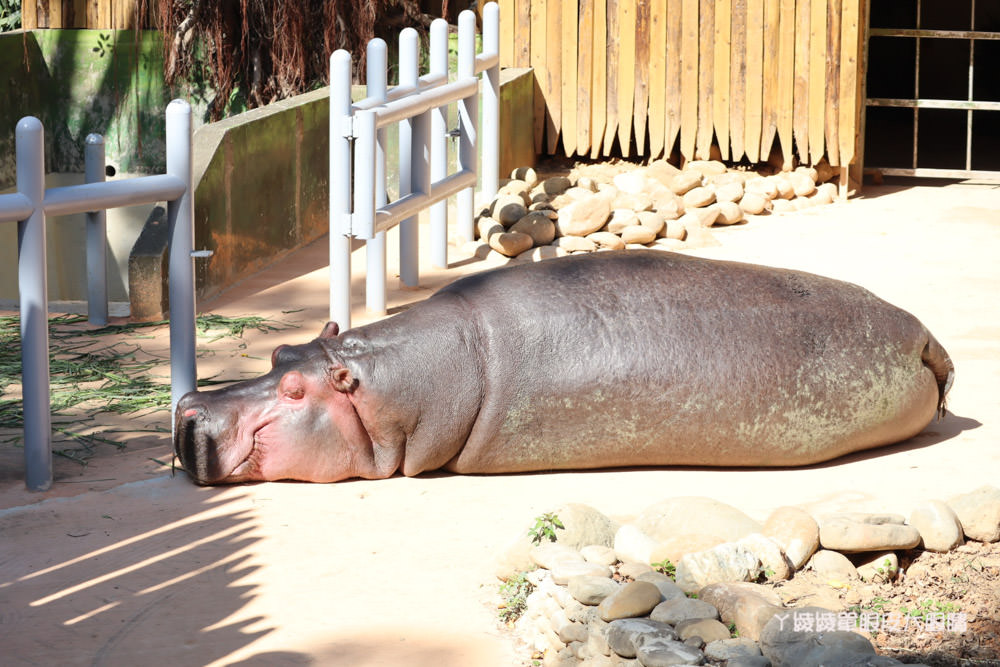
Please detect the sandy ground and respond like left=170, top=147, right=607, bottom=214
left=1, top=177, right=998, bottom=666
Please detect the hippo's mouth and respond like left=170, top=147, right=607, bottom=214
left=221, top=422, right=272, bottom=482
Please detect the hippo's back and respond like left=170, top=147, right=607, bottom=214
left=440, top=250, right=948, bottom=472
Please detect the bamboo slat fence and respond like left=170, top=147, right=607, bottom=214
left=497, top=0, right=867, bottom=168
left=21, top=0, right=154, bottom=29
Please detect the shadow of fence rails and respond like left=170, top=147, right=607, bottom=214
left=0, top=477, right=293, bottom=666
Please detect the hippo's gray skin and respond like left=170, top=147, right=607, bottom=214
left=174, top=250, right=954, bottom=484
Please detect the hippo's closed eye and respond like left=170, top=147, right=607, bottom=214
left=339, top=336, right=369, bottom=356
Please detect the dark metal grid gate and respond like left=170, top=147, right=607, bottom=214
left=864, top=0, right=1000, bottom=179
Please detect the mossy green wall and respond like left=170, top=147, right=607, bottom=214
left=0, top=29, right=208, bottom=188
left=0, top=29, right=209, bottom=304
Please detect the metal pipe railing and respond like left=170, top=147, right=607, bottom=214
left=13, top=116, right=51, bottom=492
left=366, top=39, right=389, bottom=317
left=84, top=134, right=109, bottom=326
left=375, top=169, right=478, bottom=236
left=429, top=19, right=450, bottom=271
left=43, top=175, right=185, bottom=217
left=0, top=100, right=196, bottom=491
left=398, top=27, right=422, bottom=288
left=328, top=3, right=501, bottom=331
left=165, top=99, right=197, bottom=419
left=329, top=50, right=354, bottom=330
left=456, top=9, right=479, bottom=246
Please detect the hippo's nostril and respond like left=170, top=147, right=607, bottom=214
left=179, top=403, right=207, bottom=421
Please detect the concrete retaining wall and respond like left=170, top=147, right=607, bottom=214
left=187, top=89, right=331, bottom=306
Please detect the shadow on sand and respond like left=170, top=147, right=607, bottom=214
left=0, top=478, right=302, bottom=666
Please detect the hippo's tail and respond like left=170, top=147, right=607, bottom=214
left=922, top=332, right=955, bottom=419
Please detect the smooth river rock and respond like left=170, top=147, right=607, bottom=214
left=818, top=517, right=921, bottom=553
left=674, top=617, right=731, bottom=643
left=636, top=497, right=763, bottom=544
left=698, top=582, right=783, bottom=641
left=635, top=571, right=687, bottom=602
left=909, top=500, right=965, bottom=552
left=598, top=581, right=663, bottom=621
left=948, top=485, right=1000, bottom=542
left=675, top=542, right=762, bottom=593
left=568, top=575, right=621, bottom=606
left=762, top=506, right=820, bottom=570
left=635, top=637, right=706, bottom=666
left=555, top=193, right=613, bottom=236
left=551, top=560, right=613, bottom=585
left=649, top=597, right=720, bottom=625
left=805, top=549, right=859, bottom=580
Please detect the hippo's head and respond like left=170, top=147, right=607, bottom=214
left=174, top=322, right=372, bottom=484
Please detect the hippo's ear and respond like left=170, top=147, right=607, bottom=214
left=331, top=366, right=357, bottom=393
left=320, top=322, right=340, bottom=339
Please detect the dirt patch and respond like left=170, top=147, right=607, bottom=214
left=763, top=540, right=1000, bottom=665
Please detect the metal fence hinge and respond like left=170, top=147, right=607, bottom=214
left=337, top=212, right=355, bottom=236
left=341, top=115, right=356, bottom=140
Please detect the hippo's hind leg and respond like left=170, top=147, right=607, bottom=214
left=922, top=332, right=955, bottom=418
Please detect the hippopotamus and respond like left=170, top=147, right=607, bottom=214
left=174, top=250, right=954, bottom=484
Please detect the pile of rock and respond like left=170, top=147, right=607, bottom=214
left=496, top=485, right=1000, bottom=666
left=473, top=161, right=840, bottom=261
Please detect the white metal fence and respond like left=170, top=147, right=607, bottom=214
left=328, top=4, right=500, bottom=329
left=0, top=100, right=197, bottom=491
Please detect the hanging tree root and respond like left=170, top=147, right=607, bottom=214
left=157, top=0, right=439, bottom=120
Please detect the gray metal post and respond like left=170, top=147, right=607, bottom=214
left=429, top=18, right=449, bottom=269
left=457, top=10, right=478, bottom=243
left=366, top=39, right=388, bottom=316
left=165, top=100, right=196, bottom=418
left=84, top=134, right=109, bottom=326
left=330, top=49, right=354, bottom=330
left=398, top=28, right=419, bottom=288
left=412, top=88, right=432, bottom=264
left=352, top=111, right=377, bottom=245
left=481, top=2, right=500, bottom=201
left=17, top=117, right=52, bottom=492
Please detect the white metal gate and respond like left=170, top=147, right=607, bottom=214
left=328, top=4, right=500, bottom=330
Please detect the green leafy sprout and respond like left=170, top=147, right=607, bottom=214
left=498, top=571, right=534, bottom=624
left=651, top=558, right=676, bottom=579
left=899, top=598, right=961, bottom=620
left=528, top=512, right=565, bottom=545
